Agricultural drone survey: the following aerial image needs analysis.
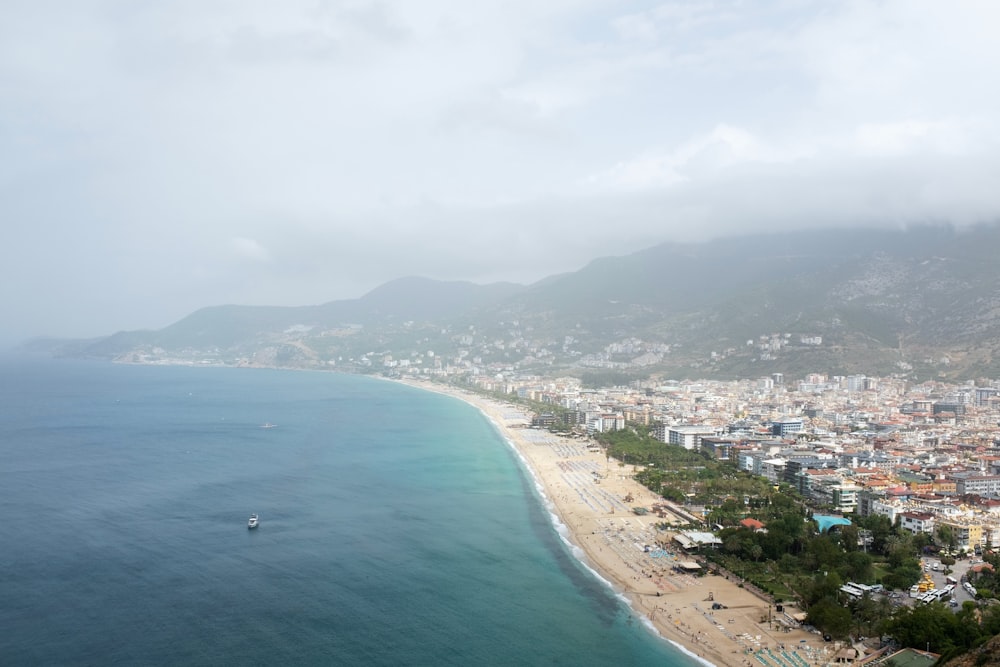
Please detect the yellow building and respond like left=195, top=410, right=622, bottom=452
left=932, top=480, right=957, bottom=494
left=937, top=518, right=984, bottom=552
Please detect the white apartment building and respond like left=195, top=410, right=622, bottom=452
left=899, top=511, right=935, bottom=534
left=832, top=482, right=860, bottom=514
left=659, top=425, right=721, bottom=451
left=761, top=458, right=787, bottom=484
left=953, top=473, right=1000, bottom=496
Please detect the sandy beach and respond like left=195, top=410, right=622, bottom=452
left=402, top=379, right=833, bottom=667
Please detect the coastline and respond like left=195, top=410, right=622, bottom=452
left=399, top=378, right=830, bottom=667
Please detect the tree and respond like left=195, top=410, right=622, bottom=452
left=936, top=524, right=957, bottom=551
left=848, top=594, right=879, bottom=637
left=839, top=524, right=860, bottom=553
left=806, top=597, right=852, bottom=638
left=885, top=603, right=965, bottom=654
left=882, top=562, right=921, bottom=592
left=724, top=534, right=743, bottom=555
left=805, top=535, right=843, bottom=572
left=804, top=571, right=843, bottom=606
left=855, top=514, right=893, bottom=554
left=842, top=551, right=874, bottom=584
left=660, top=486, right=686, bottom=503
left=777, top=553, right=798, bottom=573
left=885, top=533, right=917, bottom=568
left=912, top=531, right=933, bottom=553
left=872, top=596, right=894, bottom=636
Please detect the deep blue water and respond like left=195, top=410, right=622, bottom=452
left=0, top=358, right=697, bottom=666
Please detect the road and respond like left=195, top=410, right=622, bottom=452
left=919, top=556, right=980, bottom=608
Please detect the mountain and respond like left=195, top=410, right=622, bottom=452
left=113, top=277, right=525, bottom=351
left=41, top=224, right=1000, bottom=380
left=484, top=224, right=1000, bottom=378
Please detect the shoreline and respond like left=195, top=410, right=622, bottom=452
left=398, top=378, right=830, bottom=667
left=100, top=360, right=834, bottom=665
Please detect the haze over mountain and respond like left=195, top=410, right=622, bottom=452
left=4, top=3, right=1000, bottom=348
left=34, top=224, right=1000, bottom=381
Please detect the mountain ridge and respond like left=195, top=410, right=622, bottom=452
left=35, top=223, right=1000, bottom=380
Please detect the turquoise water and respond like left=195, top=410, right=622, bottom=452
left=0, top=358, right=698, bottom=665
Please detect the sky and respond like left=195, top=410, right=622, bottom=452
left=3, top=0, right=1000, bottom=345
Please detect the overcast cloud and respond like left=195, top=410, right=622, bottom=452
left=2, top=0, right=999, bottom=344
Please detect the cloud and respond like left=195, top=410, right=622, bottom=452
left=852, top=120, right=975, bottom=158
left=591, top=124, right=787, bottom=189
left=2, top=0, right=1000, bottom=342
left=230, top=237, right=272, bottom=262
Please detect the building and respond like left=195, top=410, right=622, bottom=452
left=976, top=387, right=1000, bottom=407
left=662, top=425, right=721, bottom=451
left=899, top=511, right=936, bottom=535
left=936, top=518, right=985, bottom=552
left=673, top=531, right=723, bottom=550
left=531, top=413, right=558, bottom=428
left=796, top=469, right=841, bottom=500
left=933, top=402, right=966, bottom=417
left=699, top=436, right=743, bottom=461
left=761, top=458, right=787, bottom=485
left=951, top=472, right=1000, bottom=496
left=771, top=418, right=804, bottom=437
left=831, top=482, right=860, bottom=514
left=738, top=450, right=771, bottom=476
left=784, top=457, right=833, bottom=487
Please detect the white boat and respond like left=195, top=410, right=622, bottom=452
left=248, top=513, right=259, bottom=529
left=260, top=423, right=277, bottom=429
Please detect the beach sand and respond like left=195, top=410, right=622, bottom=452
left=402, top=379, right=831, bottom=667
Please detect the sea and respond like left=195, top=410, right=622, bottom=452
left=0, top=357, right=702, bottom=666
